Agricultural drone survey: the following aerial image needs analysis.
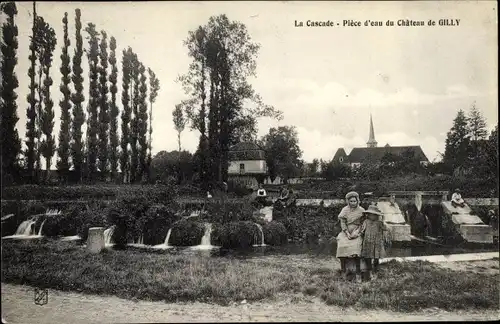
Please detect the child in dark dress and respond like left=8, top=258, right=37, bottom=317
left=360, top=205, right=391, bottom=280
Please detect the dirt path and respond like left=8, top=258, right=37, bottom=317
left=2, top=282, right=499, bottom=323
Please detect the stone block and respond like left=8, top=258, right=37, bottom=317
left=87, top=227, right=105, bottom=253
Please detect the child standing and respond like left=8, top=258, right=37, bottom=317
left=360, top=205, right=391, bottom=280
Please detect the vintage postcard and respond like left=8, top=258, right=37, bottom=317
left=1, top=1, right=498, bottom=323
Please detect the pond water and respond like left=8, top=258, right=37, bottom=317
left=114, top=239, right=498, bottom=260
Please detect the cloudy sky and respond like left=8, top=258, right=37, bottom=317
left=8, top=1, right=498, bottom=165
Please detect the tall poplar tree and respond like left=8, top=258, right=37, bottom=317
left=25, top=1, right=38, bottom=182
left=56, top=12, right=72, bottom=181
left=147, top=67, right=160, bottom=177
left=137, top=62, right=149, bottom=180
left=129, top=51, right=140, bottom=183
left=70, top=8, right=86, bottom=183
left=108, top=36, right=119, bottom=181
left=97, top=30, right=109, bottom=180
left=120, top=48, right=132, bottom=183
left=84, top=23, right=100, bottom=181
left=1, top=2, right=21, bottom=184
left=39, top=20, right=57, bottom=179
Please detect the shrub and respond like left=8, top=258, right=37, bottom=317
left=262, top=221, right=287, bottom=245
left=212, top=221, right=260, bottom=249
left=227, top=180, right=252, bottom=197
left=168, top=219, right=205, bottom=246
left=75, top=201, right=110, bottom=241
left=141, top=204, right=181, bottom=245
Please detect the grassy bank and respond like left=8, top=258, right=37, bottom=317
left=2, top=240, right=498, bottom=311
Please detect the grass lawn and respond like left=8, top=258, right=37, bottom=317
left=1, top=239, right=498, bottom=312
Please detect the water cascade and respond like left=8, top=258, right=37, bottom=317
left=15, top=219, right=37, bottom=236
left=190, top=223, right=218, bottom=250
left=37, top=219, right=46, bottom=236
left=103, top=226, right=116, bottom=246
left=253, top=223, right=266, bottom=247
left=164, top=228, right=172, bottom=246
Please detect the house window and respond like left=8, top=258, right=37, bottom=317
left=239, top=163, right=245, bottom=174
left=339, top=157, right=344, bottom=163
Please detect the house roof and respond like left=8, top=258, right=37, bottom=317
left=348, top=146, right=429, bottom=163
left=229, top=142, right=265, bottom=161
left=333, top=148, right=348, bottom=162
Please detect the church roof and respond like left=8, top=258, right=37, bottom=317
left=348, top=146, right=429, bottom=163
left=229, top=142, right=265, bottom=161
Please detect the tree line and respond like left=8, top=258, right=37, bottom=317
left=0, top=2, right=160, bottom=185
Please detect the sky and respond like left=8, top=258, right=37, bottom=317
left=5, top=1, right=498, bottom=166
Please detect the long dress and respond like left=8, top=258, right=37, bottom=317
left=360, top=219, right=389, bottom=259
left=335, top=205, right=365, bottom=258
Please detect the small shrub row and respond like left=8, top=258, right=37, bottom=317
left=1, top=184, right=177, bottom=203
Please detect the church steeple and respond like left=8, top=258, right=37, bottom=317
left=367, top=114, right=378, bottom=148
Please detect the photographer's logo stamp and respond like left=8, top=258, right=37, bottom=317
left=34, top=288, right=48, bottom=306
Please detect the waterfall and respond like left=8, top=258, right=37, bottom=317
left=103, top=226, right=116, bottom=245
left=164, top=228, right=172, bottom=246
left=190, top=223, right=218, bottom=250
left=37, top=219, right=46, bottom=236
left=15, top=219, right=36, bottom=235
left=138, top=233, right=144, bottom=245
left=200, top=223, right=212, bottom=246
left=253, top=223, right=266, bottom=247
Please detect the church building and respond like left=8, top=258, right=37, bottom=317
left=333, top=115, right=429, bottom=168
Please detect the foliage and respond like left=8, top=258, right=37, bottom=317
left=467, top=102, right=488, bottom=142
left=97, top=30, right=110, bottom=179
left=137, top=62, right=149, bottom=180
left=56, top=12, right=72, bottom=181
left=262, top=221, right=288, bottom=245
left=0, top=1, right=21, bottom=185
left=37, top=16, right=57, bottom=178
left=120, top=48, right=132, bottom=183
left=130, top=51, right=140, bottom=183
left=321, top=160, right=351, bottom=180
left=147, top=67, right=160, bottom=179
left=178, top=14, right=282, bottom=187
left=108, top=36, right=119, bottom=181
left=261, top=126, right=303, bottom=182
left=141, top=204, right=180, bottom=245
left=84, top=22, right=100, bottom=181
left=172, top=103, right=186, bottom=152
left=150, top=150, right=195, bottom=184
left=168, top=219, right=205, bottom=246
left=25, top=2, right=38, bottom=182
left=212, top=221, right=260, bottom=248
left=70, top=8, right=86, bottom=183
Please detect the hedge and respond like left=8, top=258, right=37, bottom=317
left=1, top=184, right=177, bottom=203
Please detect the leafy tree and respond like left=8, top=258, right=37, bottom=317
left=97, top=30, right=109, bottom=180
left=150, top=150, right=194, bottom=184
left=468, top=103, right=488, bottom=141
left=38, top=18, right=57, bottom=179
left=70, top=8, right=86, bottom=183
left=25, top=1, right=38, bottom=182
left=147, top=67, right=160, bottom=177
left=310, top=158, right=320, bottom=176
left=137, top=62, right=148, bottom=180
left=108, top=36, right=119, bottom=181
left=120, top=48, right=132, bottom=183
left=172, top=103, right=186, bottom=152
left=178, top=15, right=282, bottom=187
left=56, top=12, right=72, bottom=181
left=0, top=1, right=21, bottom=184
left=261, top=126, right=302, bottom=182
left=84, top=23, right=100, bottom=181
left=443, top=109, right=470, bottom=172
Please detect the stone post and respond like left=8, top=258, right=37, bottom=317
left=87, top=227, right=105, bottom=253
